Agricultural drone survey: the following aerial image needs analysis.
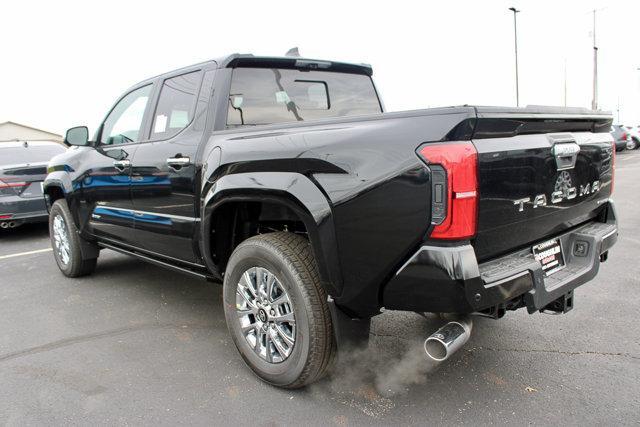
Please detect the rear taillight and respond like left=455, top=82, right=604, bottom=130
left=0, top=179, right=28, bottom=196
left=611, top=141, right=615, bottom=195
left=417, top=142, right=478, bottom=240
left=621, top=132, right=628, bottom=141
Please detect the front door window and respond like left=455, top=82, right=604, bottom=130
left=101, top=85, right=152, bottom=145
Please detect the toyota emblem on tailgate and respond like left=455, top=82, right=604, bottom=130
left=552, top=142, right=581, bottom=171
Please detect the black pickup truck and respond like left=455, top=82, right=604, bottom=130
left=44, top=54, right=617, bottom=388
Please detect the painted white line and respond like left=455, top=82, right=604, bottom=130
left=0, top=247, right=52, bottom=260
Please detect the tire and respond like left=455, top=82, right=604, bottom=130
left=223, top=232, right=335, bottom=389
left=49, top=199, right=97, bottom=277
left=633, top=138, right=640, bottom=150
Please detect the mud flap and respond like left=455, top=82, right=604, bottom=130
left=327, top=296, right=371, bottom=350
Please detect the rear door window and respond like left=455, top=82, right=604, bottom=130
left=151, top=71, right=202, bottom=139
left=227, top=68, right=381, bottom=126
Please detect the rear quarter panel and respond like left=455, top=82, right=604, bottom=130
left=204, top=108, right=475, bottom=316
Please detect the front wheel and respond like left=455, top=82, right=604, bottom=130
left=223, top=232, right=335, bottom=389
left=49, top=199, right=97, bottom=277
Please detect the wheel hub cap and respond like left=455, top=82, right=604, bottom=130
left=52, top=214, right=70, bottom=266
left=236, top=267, right=296, bottom=363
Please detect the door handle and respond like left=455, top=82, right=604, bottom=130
left=166, top=156, right=191, bottom=169
left=113, top=159, right=131, bottom=171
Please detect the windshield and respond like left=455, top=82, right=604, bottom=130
left=227, top=68, right=381, bottom=126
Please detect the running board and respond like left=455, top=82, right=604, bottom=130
left=98, top=242, right=215, bottom=281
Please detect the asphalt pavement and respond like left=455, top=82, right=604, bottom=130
left=1, top=151, right=639, bottom=426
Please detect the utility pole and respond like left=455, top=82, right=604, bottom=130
left=591, top=9, right=598, bottom=110
left=509, top=7, right=521, bottom=107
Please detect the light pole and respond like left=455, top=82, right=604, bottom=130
left=591, top=9, right=598, bottom=110
left=509, top=7, right=521, bottom=107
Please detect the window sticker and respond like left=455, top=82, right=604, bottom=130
left=275, top=91, right=290, bottom=104
left=154, top=114, right=168, bottom=133
left=170, top=110, right=189, bottom=128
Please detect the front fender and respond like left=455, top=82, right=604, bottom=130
left=43, top=164, right=85, bottom=232
left=43, top=171, right=75, bottom=197
left=201, top=172, right=343, bottom=296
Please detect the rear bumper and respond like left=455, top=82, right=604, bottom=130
left=0, top=195, right=49, bottom=223
left=382, top=200, right=618, bottom=315
left=615, top=140, right=628, bottom=150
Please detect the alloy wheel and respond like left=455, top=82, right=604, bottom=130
left=236, top=267, right=296, bottom=363
left=52, top=214, right=70, bottom=265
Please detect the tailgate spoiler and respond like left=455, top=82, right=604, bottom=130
left=470, top=106, right=613, bottom=139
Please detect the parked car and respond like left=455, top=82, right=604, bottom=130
left=44, top=54, right=617, bottom=388
left=625, top=126, right=640, bottom=150
left=0, top=140, right=66, bottom=229
left=610, top=125, right=630, bottom=151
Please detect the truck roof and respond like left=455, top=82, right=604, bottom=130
left=216, top=53, right=373, bottom=76
left=128, top=54, right=373, bottom=92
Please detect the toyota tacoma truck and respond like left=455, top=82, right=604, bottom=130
left=44, top=53, right=617, bottom=388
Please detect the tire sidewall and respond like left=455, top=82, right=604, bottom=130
left=223, top=240, right=312, bottom=387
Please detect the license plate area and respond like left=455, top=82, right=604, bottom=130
left=533, top=238, right=565, bottom=276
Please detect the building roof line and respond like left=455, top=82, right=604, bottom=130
left=0, top=121, right=63, bottom=138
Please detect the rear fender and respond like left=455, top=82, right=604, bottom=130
left=201, top=172, right=342, bottom=296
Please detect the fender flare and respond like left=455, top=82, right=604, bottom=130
left=200, top=171, right=343, bottom=296
left=43, top=171, right=75, bottom=198
left=42, top=172, right=99, bottom=259
left=43, top=171, right=85, bottom=232
left=42, top=171, right=75, bottom=212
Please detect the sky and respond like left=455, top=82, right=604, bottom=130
left=1, top=0, right=639, bottom=136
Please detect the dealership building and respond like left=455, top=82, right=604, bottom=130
left=0, top=121, right=63, bottom=145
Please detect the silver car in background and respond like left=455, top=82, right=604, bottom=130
left=610, top=125, right=631, bottom=151
left=625, top=126, right=640, bottom=150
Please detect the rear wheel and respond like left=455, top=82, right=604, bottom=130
left=223, top=232, right=335, bottom=389
left=49, top=199, right=97, bottom=277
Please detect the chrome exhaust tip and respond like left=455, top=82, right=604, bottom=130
left=0, top=222, right=8, bottom=229
left=7, top=221, right=16, bottom=228
left=424, top=317, right=472, bottom=362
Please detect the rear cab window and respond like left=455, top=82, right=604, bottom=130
left=227, top=68, right=381, bottom=127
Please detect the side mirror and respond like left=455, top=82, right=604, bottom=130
left=103, top=148, right=128, bottom=160
left=64, top=126, right=90, bottom=147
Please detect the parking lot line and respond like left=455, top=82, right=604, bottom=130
left=0, top=247, right=52, bottom=260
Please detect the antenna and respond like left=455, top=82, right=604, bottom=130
left=285, top=47, right=300, bottom=57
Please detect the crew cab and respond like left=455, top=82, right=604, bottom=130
left=44, top=53, right=617, bottom=388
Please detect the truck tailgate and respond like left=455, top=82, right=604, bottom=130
left=470, top=109, right=614, bottom=261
